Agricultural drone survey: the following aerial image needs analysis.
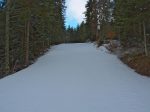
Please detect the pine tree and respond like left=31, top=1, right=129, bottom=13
left=5, top=0, right=11, bottom=74
left=85, top=0, right=112, bottom=42
left=0, top=7, right=5, bottom=76
left=85, top=0, right=97, bottom=41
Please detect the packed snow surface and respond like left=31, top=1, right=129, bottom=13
left=0, top=43, right=150, bottom=112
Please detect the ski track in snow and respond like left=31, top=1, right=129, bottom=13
left=0, top=43, right=150, bottom=112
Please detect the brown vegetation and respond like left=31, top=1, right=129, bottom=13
left=121, top=54, right=150, bottom=77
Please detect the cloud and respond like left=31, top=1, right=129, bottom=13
left=66, top=0, right=88, bottom=26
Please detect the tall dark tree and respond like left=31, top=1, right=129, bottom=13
left=5, top=0, right=11, bottom=74
left=85, top=0, right=97, bottom=41
left=85, top=0, right=112, bottom=42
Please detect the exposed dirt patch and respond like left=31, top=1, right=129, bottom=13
left=101, top=40, right=150, bottom=77
left=121, top=54, right=150, bottom=77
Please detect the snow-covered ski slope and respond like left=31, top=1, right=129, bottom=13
left=0, top=43, right=150, bottom=112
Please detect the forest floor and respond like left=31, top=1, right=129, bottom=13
left=104, top=41, right=150, bottom=76
left=121, top=54, right=150, bottom=76
left=0, top=43, right=150, bottom=112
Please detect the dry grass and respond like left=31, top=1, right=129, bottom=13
left=122, top=54, right=150, bottom=77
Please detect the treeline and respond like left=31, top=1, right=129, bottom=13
left=0, top=0, right=66, bottom=77
left=84, top=0, right=150, bottom=55
left=65, top=22, right=88, bottom=43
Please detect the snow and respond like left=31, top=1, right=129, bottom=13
left=0, top=43, right=150, bottom=112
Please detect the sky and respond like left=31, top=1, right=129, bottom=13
left=65, top=0, right=88, bottom=28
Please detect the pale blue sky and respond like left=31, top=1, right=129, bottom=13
left=65, top=0, right=88, bottom=28
left=65, top=18, right=79, bottom=28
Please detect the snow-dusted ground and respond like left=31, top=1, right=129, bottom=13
left=0, top=43, right=150, bottom=112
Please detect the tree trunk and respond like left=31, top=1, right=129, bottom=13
left=25, top=19, right=30, bottom=65
left=5, top=0, right=11, bottom=74
left=143, top=21, right=148, bottom=56
left=139, top=23, right=142, bottom=37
